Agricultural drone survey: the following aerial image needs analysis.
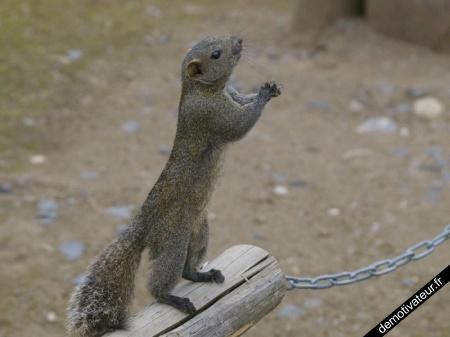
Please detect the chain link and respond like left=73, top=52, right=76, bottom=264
left=286, top=224, right=450, bottom=290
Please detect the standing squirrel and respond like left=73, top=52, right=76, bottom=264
left=67, top=35, right=281, bottom=337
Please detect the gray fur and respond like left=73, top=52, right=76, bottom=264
left=66, top=36, right=280, bottom=337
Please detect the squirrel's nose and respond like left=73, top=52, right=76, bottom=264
left=232, top=37, right=243, bottom=55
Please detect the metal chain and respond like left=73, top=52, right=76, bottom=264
left=286, top=224, right=450, bottom=290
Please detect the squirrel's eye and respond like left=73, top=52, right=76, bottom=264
left=210, top=50, right=221, bottom=59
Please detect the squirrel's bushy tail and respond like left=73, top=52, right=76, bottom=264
left=66, top=219, right=147, bottom=337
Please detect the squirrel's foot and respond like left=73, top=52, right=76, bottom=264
left=259, top=81, right=281, bottom=100
left=183, top=269, right=225, bottom=284
left=209, top=269, right=225, bottom=283
left=157, top=294, right=196, bottom=315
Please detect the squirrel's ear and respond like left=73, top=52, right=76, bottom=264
left=186, top=59, right=202, bottom=79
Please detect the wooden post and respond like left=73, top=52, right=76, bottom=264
left=106, top=245, right=287, bottom=337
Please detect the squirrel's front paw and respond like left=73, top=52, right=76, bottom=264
left=259, top=81, right=281, bottom=100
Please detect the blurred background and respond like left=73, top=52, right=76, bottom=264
left=1, top=1, right=449, bottom=336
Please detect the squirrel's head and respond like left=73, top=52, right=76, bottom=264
left=182, top=36, right=242, bottom=89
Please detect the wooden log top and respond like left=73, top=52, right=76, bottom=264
left=107, top=245, right=287, bottom=337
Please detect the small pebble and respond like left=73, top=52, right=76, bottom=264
left=272, top=173, right=288, bottom=184
left=59, top=240, right=85, bottom=261
left=121, top=120, right=140, bottom=134
left=341, top=148, right=372, bottom=160
left=159, top=144, right=171, bottom=155
left=289, top=180, right=307, bottom=188
left=0, top=182, right=13, bottom=194
left=30, top=154, right=46, bottom=165
left=72, top=273, right=87, bottom=285
left=349, top=99, right=364, bottom=112
left=67, top=49, right=83, bottom=62
left=80, top=171, right=99, bottom=180
left=356, top=117, right=398, bottom=134
left=207, top=212, right=217, bottom=221
left=405, top=87, right=428, bottom=98
left=252, top=234, right=267, bottom=241
left=371, top=222, right=381, bottom=232
left=400, top=127, right=410, bottom=137
left=117, top=224, right=128, bottom=235
left=304, top=298, right=322, bottom=309
left=327, top=208, right=341, bottom=216
left=402, top=277, right=419, bottom=287
left=413, top=97, right=444, bottom=119
left=399, top=200, right=408, bottom=209
left=308, top=99, right=329, bottom=111
left=387, top=103, right=410, bottom=114
left=22, top=117, right=36, bottom=127
left=277, top=304, right=304, bottom=318
left=37, top=199, right=59, bottom=225
left=46, top=311, right=57, bottom=323
left=273, top=185, right=289, bottom=196
left=105, top=205, right=133, bottom=220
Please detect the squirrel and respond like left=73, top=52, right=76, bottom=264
left=66, top=35, right=281, bottom=337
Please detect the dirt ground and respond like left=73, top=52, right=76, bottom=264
left=1, top=1, right=449, bottom=337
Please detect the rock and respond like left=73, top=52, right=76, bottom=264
left=72, top=273, right=87, bottom=285
left=105, top=205, right=133, bottom=220
left=327, top=208, right=341, bottom=216
left=356, top=117, right=398, bottom=134
left=67, top=49, right=83, bottom=62
left=158, top=34, right=170, bottom=45
left=349, top=99, right=364, bottom=112
left=46, top=311, right=57, bottom=323
left=308, top=99, right=329, bottom=111
left=399, top=127, right=410, bottom=137
left=252, top=234, right=267, bottom=241
left=117, top=224, right=128, bottom=235
left=405, top=87, right=428, bottom=98
left=80, top=171, right=99, bottom=180
left=387, top=103, right=410, bottom=114
left=289, top=180, right=307, bottom=188
left=59, top=240, right=85, bottom=261
left=273, top=185, right=289, bottom=196
left=413, top=97, right=443, bottom=119
left=371, top=222, right=381, bottom=232
left=37, top=199, right=59, bottom=225
left=22, top=117, right=36, bottom=127
left=159, top=144, right=171, bottom=156
left=30, top=154, right=46, bottom=165
left=121, top=120, right=140, bottom=133
left=207, top=212, right=217, bottom=221
left=277, top=304, right=305, bottom=318
left=272, top=174, right=288, bottom=184
left=304, top=298, right=322, bottom=309
left=402, top=276, right=419, bottom=287
left=0, top=182, right=13, bottom=194
left=341, top=148, right=372, bottom=160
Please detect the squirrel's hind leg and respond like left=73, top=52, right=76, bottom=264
left=182, top=216, right=225, bottom=284
left=148, top=236, right=196, bottom=314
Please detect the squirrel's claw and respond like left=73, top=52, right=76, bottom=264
left=259, top=81, right=281, bottom=99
